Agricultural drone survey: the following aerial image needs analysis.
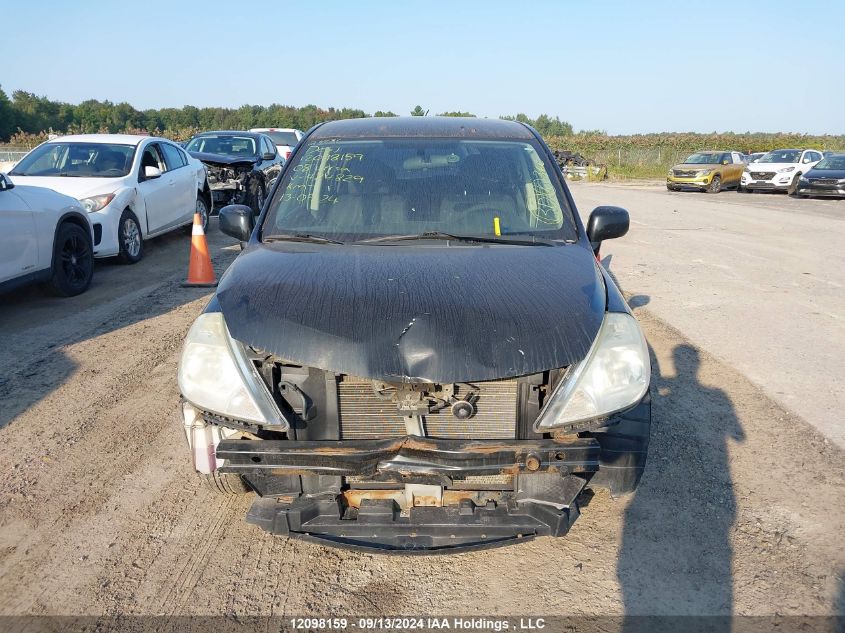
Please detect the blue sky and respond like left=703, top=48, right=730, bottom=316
left=3, top=0, right=844, bottom=134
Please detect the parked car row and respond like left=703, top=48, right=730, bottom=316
left=667, top=148, right=844, bottom=197
left=0, top=126, right=302, bottom=297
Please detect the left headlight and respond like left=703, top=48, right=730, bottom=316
left=777, top=166, right=796, bottom=173
left=78, top=193, right=115, bottom=212
left=177, top=312, right=286, bottom=428
left=534, top=312, right=650, bottom=431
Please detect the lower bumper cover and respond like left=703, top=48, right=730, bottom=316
left=667, top=178, right=707, bottom=190
left=245, top=472, right=588, bottom=553
left=795, top=185, right=845, bottom=197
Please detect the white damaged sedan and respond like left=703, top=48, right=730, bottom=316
left=9, top=135, right=211, bottom=263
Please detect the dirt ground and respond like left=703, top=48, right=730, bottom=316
left=0, top=208, right=843, bottom=618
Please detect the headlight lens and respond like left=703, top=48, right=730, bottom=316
left=696, top=169, right=711, bottom=177
left=177, top=312, right=284, bottom=427
left=78, top=193, right=115, bottom=212
left=534, top=312, right=650, bottom=431
left=777, top=166, right=796, bottom=173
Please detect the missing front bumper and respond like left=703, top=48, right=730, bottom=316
left=212, top=395, right=651, bottom=552
left=218, top=437, right=598, bottom=552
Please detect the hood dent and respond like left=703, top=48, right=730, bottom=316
left=217, top=244, right=606, bottom=383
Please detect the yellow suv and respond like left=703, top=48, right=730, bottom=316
left=667, top=151, right=746, bottom=193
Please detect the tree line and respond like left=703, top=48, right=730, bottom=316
left=0, top=86, right=573, bottom=144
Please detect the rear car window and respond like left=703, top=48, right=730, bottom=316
left=267, top=131, right=300, bottom=146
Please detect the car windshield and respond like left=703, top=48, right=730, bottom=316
left=758, top=150, right=801, bottom=163
left=266, top=131, right=299, bottom=146
left=10, top=142, right=136, bottom=178
left=186, top=135, right=257, bottom=157
left=813, top=156, right=845, bottom=170
left=263, top=138, right=577, bottom=243
left=683, top=152, right=725, bottom=164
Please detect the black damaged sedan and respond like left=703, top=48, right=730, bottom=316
left=177, top=117, right=651, bottom=553
left=793, top=153, right=845, bottom=198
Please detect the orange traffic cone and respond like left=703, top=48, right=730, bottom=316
left=182, top=213, right=217, bottom=287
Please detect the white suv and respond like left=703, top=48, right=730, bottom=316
left=0, top=173, right=94, bottom=296
left=741, top=148, right=824, bottom=194
left=249, top=128, right=303, bottom=162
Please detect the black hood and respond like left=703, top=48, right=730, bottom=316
left=806, top=168, right=845, bottom=179
left=189, top=151, right=258, bottom=169
left=217, top=243, right=606, bottom=383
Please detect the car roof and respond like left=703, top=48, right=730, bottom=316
left=193, top=130, right=263, bottom=138
left=250, top=127, right=301, bottom=133
left=45, top=133, right=157, bottom=146
left=309, top=116, right=535, bottom=140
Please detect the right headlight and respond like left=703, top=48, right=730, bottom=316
left=79, top=193, right=115, bottom=212
left=534, top=312, right=650, bottom=431
left=177, top=311, right=285, bottom=428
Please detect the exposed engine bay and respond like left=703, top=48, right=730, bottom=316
left=188, top=152, right=268, bottom=212
left=205, top=161, right=259, bottom=207
left=251, top=353, right=561, bottom=441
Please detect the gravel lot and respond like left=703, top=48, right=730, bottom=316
left=0, top=187, right=842, bottom=618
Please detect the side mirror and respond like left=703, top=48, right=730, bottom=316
left=0, top=174, right=13, bottom=191
left=219, top=205, right=255, bottom=242
left=143, top=165, right=162, bottom=180
left=586, top=206, right=629, bottom=255
left=722, top=159, right=729, bottom=165
left=262, top=152, right=276, bottom=161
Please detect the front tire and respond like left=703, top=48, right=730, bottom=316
left=787, top=174, right=802, bottom=196
left=196, top=194, right=210, bottom=233
left=248, top=179, right=266, bottom=216
left=202, top=471, right=251, bottom=495
left=117, top=209, right=144, bottom=264
left=47, top=222, right=94, bottom=297
left=707, top=175, right=721, bottom=193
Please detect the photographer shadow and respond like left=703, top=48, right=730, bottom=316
left=618, top=341, right=745, bottom=624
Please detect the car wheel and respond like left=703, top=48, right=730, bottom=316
left=117, top=209, right=144, bottom=264
left=787, top=174, right=801, bottom=196
left=707, top=175, right=721, bottom=193
left=248, top=179, right=266, bottom=216
left=46, top=222, right=94, bottom=297
left=201, top=471, right=251, bottom=495
left=196, top=194, right=210, bottom=232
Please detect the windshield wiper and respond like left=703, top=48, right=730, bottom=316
left=262, top=233, right=344, bottom=245
left=353, top=231, right=556, bottom=246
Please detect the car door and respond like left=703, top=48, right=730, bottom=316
left=137, top=142, right=181, bottom=233
left=727, top=152, right=745, bottom=185
left=0, top=175, right=39, bottom=284
left=260, top=136, right=282, bottom=185
left=159, top=142, right=195, bottom=225
left=801, top=150, right=822, bottom=171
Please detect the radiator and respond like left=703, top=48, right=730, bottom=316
left=337, top=377, right=518, bottom=439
